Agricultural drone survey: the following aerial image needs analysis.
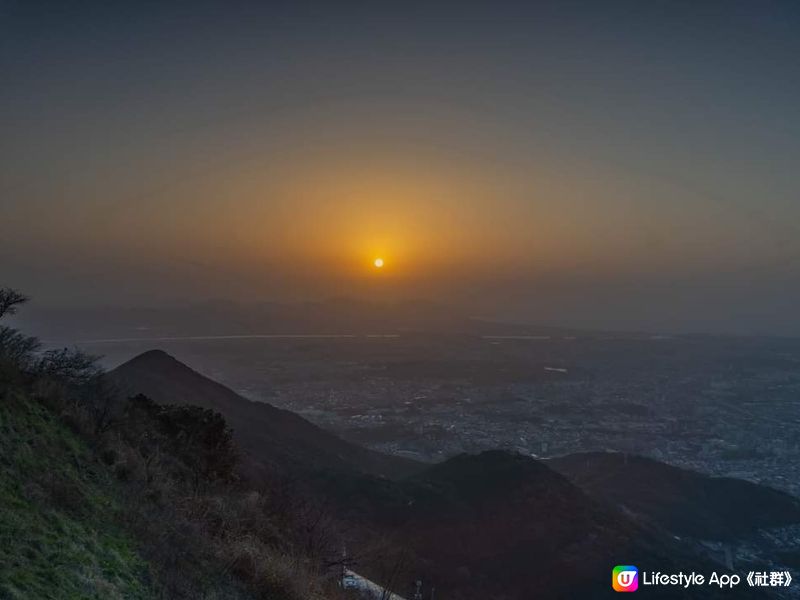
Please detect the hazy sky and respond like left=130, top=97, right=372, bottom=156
left=2, top=1, right=800, bottom=333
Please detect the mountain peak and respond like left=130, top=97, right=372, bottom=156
left=108, top=350, right=420, bottom=479
left=126, top=349, right=177, bottom=364
left=412, top=450, right=578, bottom=506
left=119, top=349, right=199, bottom=378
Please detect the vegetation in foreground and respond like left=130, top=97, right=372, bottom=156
left=0, top=387, right=152, bottom=600
left=0, top=288, right=351, bottom=600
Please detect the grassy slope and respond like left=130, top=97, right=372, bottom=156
left=0, top=388, right=154, bottom=600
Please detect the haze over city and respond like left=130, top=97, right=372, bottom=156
left=4, top=1, right=800, bottom=334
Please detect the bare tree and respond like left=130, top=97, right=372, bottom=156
left=83, top=375, right=119, bottom=437
left=0, top=326, right=40, bottom=368
left=36, top=347, right=102, bottom=385
left=0, top=288, right=38, bottom=375
left=292, top=495, right=339, bottom=566
left=0, top=288, right=28, bottom=319
left=378, top=548, right=408, bottom=600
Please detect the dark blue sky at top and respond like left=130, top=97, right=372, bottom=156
left=2, top=1, right=800, bottom=333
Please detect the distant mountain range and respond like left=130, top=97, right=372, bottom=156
left=109, top=350, right=796, bottom=599
left=23, top=298, right=595, bottom=341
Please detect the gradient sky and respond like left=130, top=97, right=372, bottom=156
left=2, top=1, right=800, bottom=333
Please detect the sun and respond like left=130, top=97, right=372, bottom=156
left=373, top=257, right=384, bottom=269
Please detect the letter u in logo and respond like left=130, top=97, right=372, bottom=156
left=612, top=566, right=639, bottom=592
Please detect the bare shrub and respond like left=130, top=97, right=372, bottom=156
left=0, top=288, right=27, bottom=319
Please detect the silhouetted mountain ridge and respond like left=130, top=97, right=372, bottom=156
left=339, top=450, right=756, bottom=599
left=109, top=350, right=419, bottom=479
left=549, top=451, right=800, bottom=540
left=108, top=351, right=778, bottom=599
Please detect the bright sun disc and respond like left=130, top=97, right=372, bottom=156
left=373, top=258, right=384, bottom=268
